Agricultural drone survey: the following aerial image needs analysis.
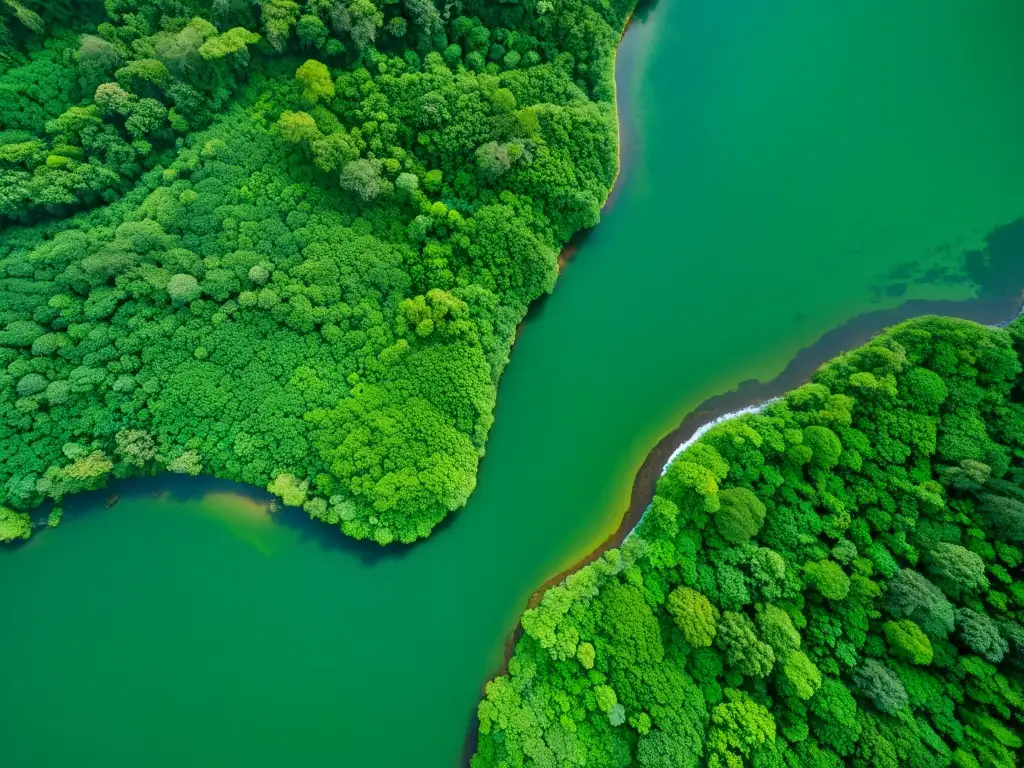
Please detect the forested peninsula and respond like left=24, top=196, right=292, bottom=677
left=0, top=0, right=637, bottom=545
left=472, top=316, right=1024, bottom=767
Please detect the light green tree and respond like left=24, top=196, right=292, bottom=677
left=268, top=473, right=309, bottom=507
left=295, top=59, right=334, bottom=104
left=667, top=586, right=718, bottom=647
left=0, top=506, right=33, bottom=543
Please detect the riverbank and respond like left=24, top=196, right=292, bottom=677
left=556, top=10, right=637, bottom=274
left=458, top=9, right=640, bottom=763
left=465, top=287, right=1024, bottom=764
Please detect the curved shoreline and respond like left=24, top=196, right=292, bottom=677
left=544, top=294, right=1024, bottom=600
left=458, top=11, right=641, bottom=765
left=555, top=8, right=638, bottom=274
left=463, top=289, right=1023, bottom=765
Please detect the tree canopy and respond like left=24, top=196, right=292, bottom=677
left=473, top=316, right=1024, bottom=768
left=0, top=0, right=635, bottom=544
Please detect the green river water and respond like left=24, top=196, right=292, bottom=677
left=4, top=1, right=1024, bottom=765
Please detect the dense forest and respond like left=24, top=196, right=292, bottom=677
left=0, top=0, right=637, bottom=544
left=473, top=316, right=1024, bottom=767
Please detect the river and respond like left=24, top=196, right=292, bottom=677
left=3, top=1, right=1024, bottom=766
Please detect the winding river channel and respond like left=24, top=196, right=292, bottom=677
left=4, top=1, right=1024, bottom=766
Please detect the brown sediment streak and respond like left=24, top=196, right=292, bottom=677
left=462, top=288, right=1023, bottom=765
left=556, top=241, right=579, bottom=272
left=459, top=11, right=639, bottom=765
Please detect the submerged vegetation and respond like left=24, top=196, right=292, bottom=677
left=473, top=316, right=1024, bottom=768
left=0, top=0, right=636, bottom=544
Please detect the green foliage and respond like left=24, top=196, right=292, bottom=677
left=267, top=472, right=308, bottom=507
left=883, top=619, right=933, bottom=664
left=576, top=640, right=595, bottom=669
left=956, top=607, right=1008, bottom=663
left=803, top=424, right=843, bottom=469
left=886, top=568, right=955, bottom=637
left=294, top=59, right=333, bottom=104
left=852, top=659, right=908, bottom=713
left=716, top=610, right=775, bottom=677
left=667, top=586, right=718, bottom=647
left=714, top=486, right=766, bottom=544
left=705, top=689, right=776, bottom=768
left=804, top=559, right=851, bottom=600
left=114, top=429, right=155, bottom=468
left=475, top=317, right=1024, bottom=767
left=782, top=649, right=822, bottom=700
left=925, top=542, right=988, bottom=597
left=166, top=273, right=200, bottom=304
left=1, top=0, right=631, bottom=546
left=198, top=28, right=260, bottom=61
left=0, top=505, right=32, bottom=542
left=756, top=603, right=800, bottom=654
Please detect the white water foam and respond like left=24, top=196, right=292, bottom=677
left=621, top=398, right=781, bottom=545
left=660, top=399, right=780, bottom=476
